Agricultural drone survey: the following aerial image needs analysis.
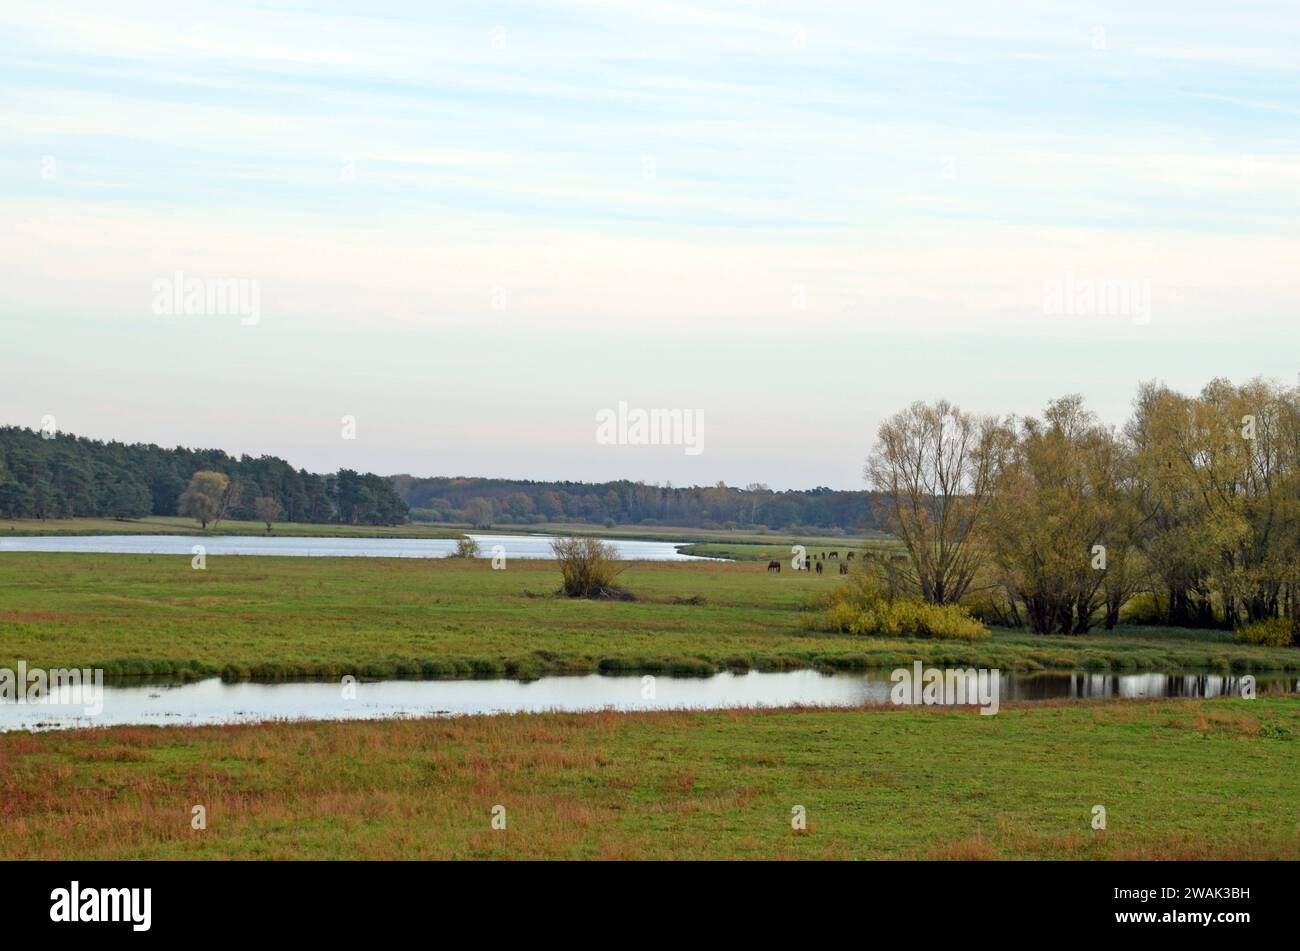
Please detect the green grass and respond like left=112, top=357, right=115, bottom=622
left=678, top=537, right=905, bottom=562
left=3, top=696, right=1297, bottom=859
left=1, top=553, right=1296, bottom=681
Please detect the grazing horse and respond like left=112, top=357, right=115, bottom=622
left=766, top=560, right=781, bottom=573
left=839, top=562, right=848, bottom=574
left=815, top=561, right=823, bottom=574
left=846, top=552, right=855, bottom=561
left=828, top=551, right=839, bottom=560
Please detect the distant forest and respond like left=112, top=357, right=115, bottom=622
left=394, top=475, right=885, bottom=533
left=0, top=425, right=884, bottom=533
left=0, top=427, right=408, bottom=525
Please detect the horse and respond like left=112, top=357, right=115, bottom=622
left=839, top=563, right=848, bottom=574
left=815, top=561, right=823, bottom=574
left=766, top=560, right=781, bottom=573
left=828, top=551, right=839, bottom=560
left=846, top=552, right=855, bottom=561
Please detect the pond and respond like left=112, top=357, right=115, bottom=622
left=0, top=533, right=711, bottom=561
left=3, top=668, right=1294, bottom=732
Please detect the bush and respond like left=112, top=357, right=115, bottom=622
left=814, top=576, right=988, bottom=641
left=1234, top=617, right=1296, bottom=647
left=452, top=535, right=480, bottom=558
left=1121, top=591, right=1166, bottom=625
left=551, top=536, right=626, bottom=598
left=961, top=590, right=1021, bottom=627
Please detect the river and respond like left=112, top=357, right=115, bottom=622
left=0, top=532, right=710, bottom=560
left=2, top=669, right=1294, bottom=732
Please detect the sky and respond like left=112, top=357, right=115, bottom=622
left=1, top=0, right=1297, bottom=489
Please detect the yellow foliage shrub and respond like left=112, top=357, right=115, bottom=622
left=1234, top=618, right=1296, bottom=647
left=815, top=576, right=988, bottom=641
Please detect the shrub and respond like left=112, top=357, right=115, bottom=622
left=813, top=576, right=988, bottom=641
left=551, top=536, right=626, bottom=598
left=1234, top=617, right=1296, bottom=647
left=1121, top=591, right=1166, bottom=625
left=452, top=535, right=480, bottom=558
left=961, top=590, right=1021, bottom=627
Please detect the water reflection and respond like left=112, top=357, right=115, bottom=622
left=0, top=533, right=713, bottom=560
left=1, top=668, right=1294, bottom=733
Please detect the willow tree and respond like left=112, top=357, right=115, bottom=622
left=178, top=471, right=229, bottom=530
left=253, top=495, right=283, bottom=533
left=865, top=400, right=1010, bottom=605
left=1169, top=378, right=1300, bottom=626
left=1127, top=382, right=1217, bottom=626
left=985, top=396, right=1137, bottom=634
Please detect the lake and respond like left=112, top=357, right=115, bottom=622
left=2, top=669, right=1294, bottom=732
left=0, top=532, right=710, bottom=561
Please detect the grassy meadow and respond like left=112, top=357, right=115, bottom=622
left=676, top=537, right=905, bottom=561
left=2, top=549, right=1299, bottom=861
left=1, top=552, right=1298, bottom=680
left=2, top=697, right=1297, bottom=859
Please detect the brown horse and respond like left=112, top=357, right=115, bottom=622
left=828, top=551, right=839, bottom=560
left=839, top=563, right=848, bottom=574
left=815, top=561, right=823, bottom=574
left=766, top=560, right=781, bottom=572
left=846, top=552, right=855, bottom=561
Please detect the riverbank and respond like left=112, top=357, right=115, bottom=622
left=1, top=553, right=1296, bottom=680
left=3, top=696, right=1296, bottom=859
left=1, top=516, right=895, bottom=561
left=0, top=516, right=876, bottom=547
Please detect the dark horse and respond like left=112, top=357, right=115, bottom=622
left=815, top=561, right=824, bottom=574
left=766, top=560, right=781, bottom=572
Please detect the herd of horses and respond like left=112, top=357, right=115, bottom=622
left=766, top=550, right=855, bottom=574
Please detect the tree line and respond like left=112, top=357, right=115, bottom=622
left=0, top=425, right=889, bottom=533
left=0, top=426, right=408, bottom=526
left=866, top=377, right=1300, bottom=640
left=393, top=475, right=889, bottom=533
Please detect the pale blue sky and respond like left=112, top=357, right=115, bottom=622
left=2, top=1, right=1297, bottom=488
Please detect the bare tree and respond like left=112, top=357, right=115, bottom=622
left=865, top=400, right=1009, bottom=605
left=253, top=496, right=283, bottom=533
left=213, top=479, right=241, bottom=529
left=744, top=483, right=769, bottom=525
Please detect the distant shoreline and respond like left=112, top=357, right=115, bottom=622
left=1, top=515, right=886, bottom=548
